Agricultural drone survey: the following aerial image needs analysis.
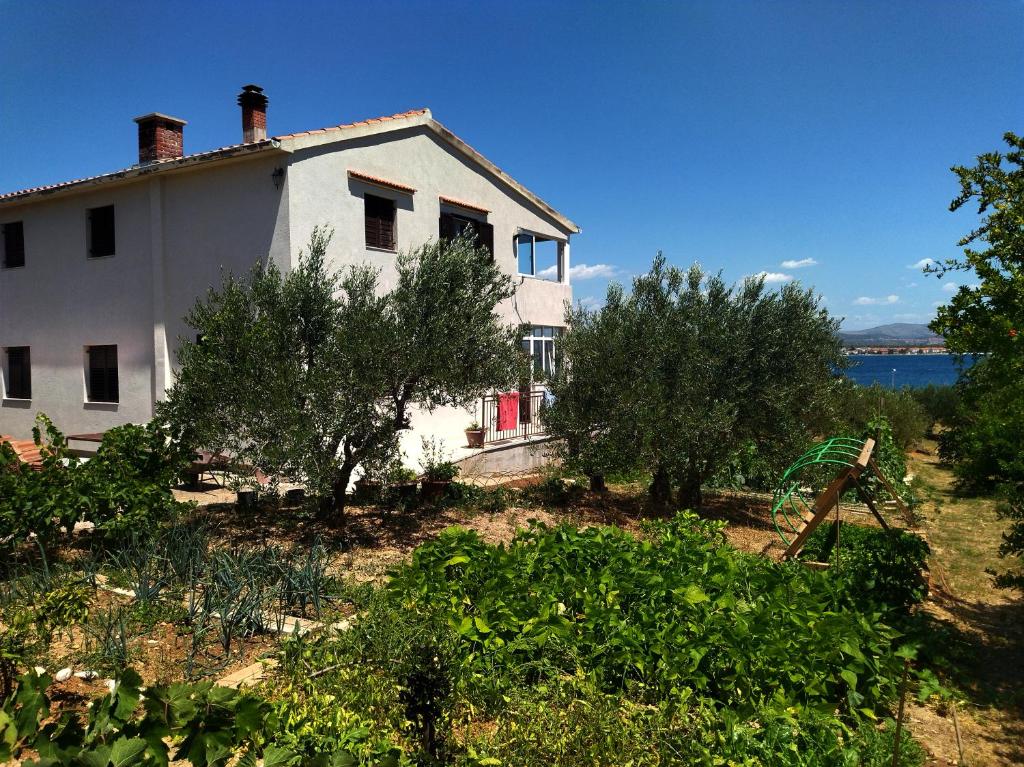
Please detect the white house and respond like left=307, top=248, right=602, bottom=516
left=0, top=85, right=578, bottom=472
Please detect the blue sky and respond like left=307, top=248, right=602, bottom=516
left=2, top=1, right=1021, bottom=329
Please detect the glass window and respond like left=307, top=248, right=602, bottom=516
left=516, top=234, right=533, bottom=275
left=521, top=326, right=564, bottom=378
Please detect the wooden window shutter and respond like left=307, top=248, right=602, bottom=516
left=365, top=194, right=395, bottom=249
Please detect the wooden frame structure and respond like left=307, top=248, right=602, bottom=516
left=771, top=437, right=910, bottom=561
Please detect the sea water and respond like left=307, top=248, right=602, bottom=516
left=843, top=354, right=974, bottom=388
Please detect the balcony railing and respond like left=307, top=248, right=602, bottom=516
left=480, top=387, right=547, bottom=445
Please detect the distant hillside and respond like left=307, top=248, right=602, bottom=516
left=839, top=323, right=944, bottom=347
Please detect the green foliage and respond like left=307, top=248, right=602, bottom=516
left=544, top=255, right=844, bottom=506
left=0, top=416, right=192, bottom=552
left=909, top=384, right=959, bottom=429
left=388, top=514, right=907, bottom=718
left=801, top=522, right=931, bottom=612
left=833, top=382, right=930, bottom=450
left=861, top=416, right=913, bottom=506
left=161, top=229, right=521, bottom=520
left=419, top=437, right=460, bottom=482
left=927, top=132, right=1024, bottom=589
left=266, top=514, right=923, bottom=765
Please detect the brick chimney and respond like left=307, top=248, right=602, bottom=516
left=133, top=113, right=187, bottom=164
left=238, top=84, right=268, bottom=143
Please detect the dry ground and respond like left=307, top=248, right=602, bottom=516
left=902, top=439, right=1024, bottom=767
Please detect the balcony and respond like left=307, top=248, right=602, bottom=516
left=479, top=387, right=547, bottom=445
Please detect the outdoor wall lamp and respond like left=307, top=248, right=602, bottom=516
left=271, top=167, right=285, bottom=189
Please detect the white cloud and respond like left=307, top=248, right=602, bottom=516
left=536, top=265, right=558, bottom=279
left=904, top=282, right=918, bottom=288
left=569, top=263, right=618, bottom=280
left=577, top=296, right=603, bottom=310
left=941, top=282, right=959, bottom=293
left=853, top=295, right=899, bottom=306
left=894, top=312, right=930, bottom=322
left=780, top=258, right=817, bottom=269
left=908, top=258, right=935, bottom=270
left=753, top=271, right=793, bottom=283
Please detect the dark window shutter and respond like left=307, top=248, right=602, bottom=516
left=477, top=221, right=494, bottom=258
left=89, top=206, right=116, bottom=258
left=365, top=194, right=396, bottom=249
left=519, top=384, right=532, bottom=423
left=3, top=222, right=25, bottom=268
left=88, top=345, right=118, bottom=402
left=6, top=347, right=30, bottom=399
left=439, top=212, right=456, bottom=242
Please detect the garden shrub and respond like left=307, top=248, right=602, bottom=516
left=387, top=515, right=909, bottom=718
left=802, top=522, right=930, bottom=613
left=0, top=416, right=193, bottom=552
left=833, top=382, right=930, bottom=450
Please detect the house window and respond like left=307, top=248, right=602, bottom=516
left=439, top=212, right=494, bottom=256
left=522, top=325, right=562, bottom=378
left=515, top=233, right=562, bottom=281
left=86, top=345, right=118, bottom=403
left=364, top=194, right=396, bottom=250
left=3, top=347, right=30, bottom=399
left=88, top=205, right=116, bottom=258
left=2, top=222, right=25, bottom=268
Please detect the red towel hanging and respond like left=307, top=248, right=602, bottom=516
left=497, top=391, right=520, bottom=432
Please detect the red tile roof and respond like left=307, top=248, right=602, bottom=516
left=0, top=141, right=277, bottom=202
left=275, top=108, right=429, bottom=140
left=439, top=195, right=490, bottom=215
left=347, top=170, right=417, bottom=194
left=1, top=435, right=46, bottom=470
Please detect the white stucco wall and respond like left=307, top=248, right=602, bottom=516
left=0, top=154, right=290, bottom=438
left=284, top=126, right=573, bottom=324
left=0, top=184, right=155, bottom=436
left=0, top=123, right=575, bottom=457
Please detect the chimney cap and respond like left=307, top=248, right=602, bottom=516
left=238, top=84, right=269, bottom=108
left=133, top=112, right=188, bottom=126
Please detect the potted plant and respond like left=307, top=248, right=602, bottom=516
left=390, top=466, right=419, bottom=505
left=464, top=420, right=486, bottom=448
left=419, top=437, right=460, bottom=504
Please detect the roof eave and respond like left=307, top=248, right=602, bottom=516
left=0, top=140, right=287, bottom=206
left=425, top=119, right=580, bottom=235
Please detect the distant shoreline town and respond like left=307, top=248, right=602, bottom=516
left=842, top=345, right=947, bottom=355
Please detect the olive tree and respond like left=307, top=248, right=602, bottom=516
left=544, top=255, right=843, bottom=508
left=160, top=228, right=522, bottom=521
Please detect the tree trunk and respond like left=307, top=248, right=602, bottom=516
left=328, top=459, right=357, bottom=526
left=676, top=472, right=703, bottom=509
left=649, top=465, right=672, bottom=508
left=589, top=474, right=607, bottom=493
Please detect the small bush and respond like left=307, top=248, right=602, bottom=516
left=802, top=522, right=930, bottom=612
left=834, top=382, right=930, bottom=450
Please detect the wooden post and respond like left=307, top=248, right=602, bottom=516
left=951, top=699, right=966, bottom=766
left=868, top=456, right=911, bottom=522
left=852, top=476, right=891, bottom=531
left=891, top=658, right=910, bottom=767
